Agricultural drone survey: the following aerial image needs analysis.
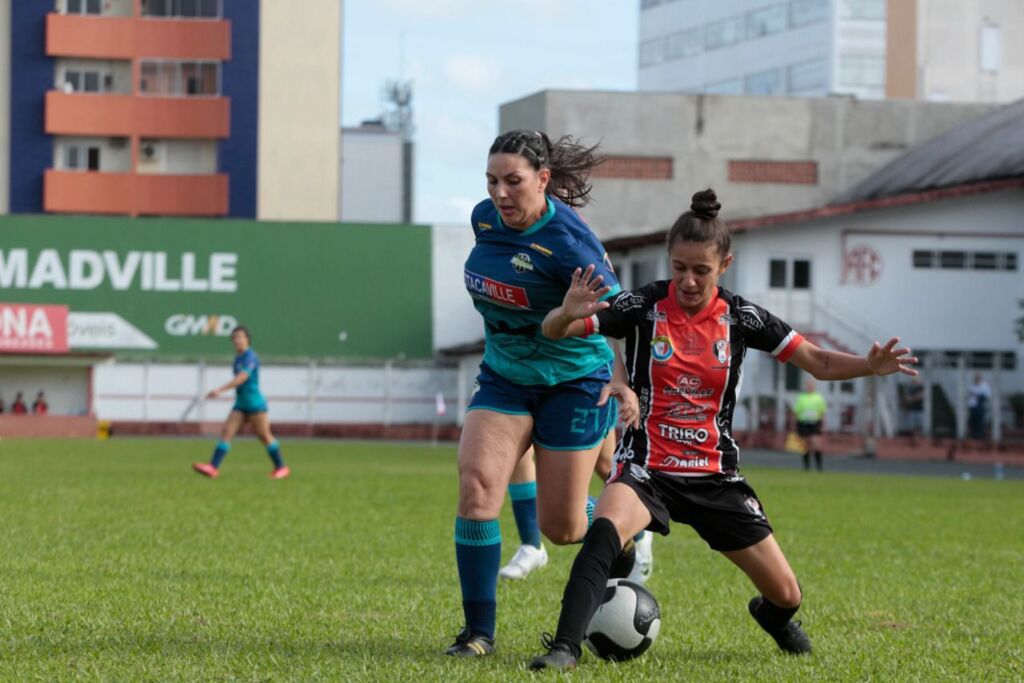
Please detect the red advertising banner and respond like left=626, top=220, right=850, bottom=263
left=0, top=303, right=69, bottom=354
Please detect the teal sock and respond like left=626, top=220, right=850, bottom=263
left=266, top=441, right=284, bottom=469
left=455, top=517, right=501, bottom=638
left=508, top=481, right=541, bottom=549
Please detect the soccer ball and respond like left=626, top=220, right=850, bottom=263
left=584, top=579, right=661, bottom=661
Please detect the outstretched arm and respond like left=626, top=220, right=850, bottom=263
left=542, top=264, right=611, bottom=340
left=788, top=337, right=918, bottom=381
left=207, top=371, right=250, bottom=398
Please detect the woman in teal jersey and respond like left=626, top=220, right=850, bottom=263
left=192, top=326, right=289, bottom=480
left=446, top=130, right=638, bottom=658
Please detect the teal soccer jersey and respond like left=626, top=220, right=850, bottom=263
left=233, top=349, right=267, bottom=412
left=464, top=197, right=620, bottom=386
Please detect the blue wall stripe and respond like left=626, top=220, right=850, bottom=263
left=9, top=3, right=54, bottom=213
left=219, top=0, right=259, bottom=219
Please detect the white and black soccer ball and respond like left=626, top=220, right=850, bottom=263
left=584, top=579, right=661, bottom=662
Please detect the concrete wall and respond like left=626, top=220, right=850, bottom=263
left=431, top=223, right=483, bottom=354
left=0, top=364, right=90, bottom=416
left=257, top=0, right=341, bottom=221
left=916, top=0, right=1024, bottom=103
left=500, top=90, right=995, bottom=238
left=93, top=360, right=459, bottom=425
left=137, top=140, right=218, bottom=174
left=339, top=127, right=403, bottom=223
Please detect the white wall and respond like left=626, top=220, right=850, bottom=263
left=431, top=223, right=484, bottom=353
left=339, top=128, right=403, bottom=222
left=257, top=0, right=341, bottom=221
left=93, top=360, right=460, bottom=425
left=137, top=140, right=218, bottom=174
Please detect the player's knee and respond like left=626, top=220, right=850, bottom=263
left=539, top=516, right=585, bottom=545
left=457, top=466, right=502, bottom=516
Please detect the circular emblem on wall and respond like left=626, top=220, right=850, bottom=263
left=843, top=246, right=883, bottom=285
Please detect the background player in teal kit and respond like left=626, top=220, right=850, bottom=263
left=446, top=130, right=636, bottom=658
left=192, top=326, right=290, bottom=480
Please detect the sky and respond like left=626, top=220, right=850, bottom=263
left=341, top=1, right=638, bottom=225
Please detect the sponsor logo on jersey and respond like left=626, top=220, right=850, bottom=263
left=629, top=463, right=651, bottom=481
left=477, top=222, right=492, bottom=231
left=738, top=304, right=765, bottom=330
left=679, top=329, right=705, bottom=355
left=646, top=309, right=667, bottom=322
left=657, top=424, right=709, bottom=444
left=651, top=335, right=674, bottom=362
left=719, top=313, right=736, bottom=324
left=529, top=243, right=553, bottom=257
left=713, top=339, right=730, bottom=364
left=510, top=253, right=534, bottom=273
left=613, top=292, right=646, bottom=312
left=660, top=455, right=710, bottom=469
left=666, top=402, right=708, bottom=421
left=464, top=269, right=531, bottom=309
left=663, top=374, right=714, bottom=398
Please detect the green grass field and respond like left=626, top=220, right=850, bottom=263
left=0, top=438, right=1020, bottom=682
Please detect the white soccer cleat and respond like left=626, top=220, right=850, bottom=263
left=627, top=531, right=654, bottom=584
left=499, top=544, right=548, bottom=580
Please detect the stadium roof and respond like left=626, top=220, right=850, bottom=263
left=832, top=97, right=1024, bottom=204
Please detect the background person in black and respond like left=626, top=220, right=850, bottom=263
left=528, top=189, right=919, bottom=671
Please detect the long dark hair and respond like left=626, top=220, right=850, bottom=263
left=666, top=189, right=731, bottom=256
left=489, top=130, right=604, bottom=208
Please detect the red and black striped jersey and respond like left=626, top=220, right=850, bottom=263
left=592, top=282, right=803, bottom=477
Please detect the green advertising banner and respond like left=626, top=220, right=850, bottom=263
left=0, top=215, right=433, bottom=360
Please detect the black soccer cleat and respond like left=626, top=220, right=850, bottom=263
left=608, top=538, right=637, bottom=579
left=528, top=633, right=578, bottom=672
left=444, top=627, right=495, bottom=657
left=748, top=597, right=812, bottom=655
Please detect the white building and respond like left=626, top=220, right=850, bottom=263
left=639, top=0, right=1024, bottom=104
left=339, top=121, right=406, bottom=223
left=603, top=99, right=1024, bottom=442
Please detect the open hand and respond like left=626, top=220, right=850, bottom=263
left=597, top=381, right=641, bottom=429
left=867, top=337, right=918, bottom=376
left=561, top=265, right=612, bottom=321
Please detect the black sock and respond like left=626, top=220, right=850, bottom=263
left=802, top=452, right=811, bottom=469
left=814, top=451, right=823, bottom=469
left=552, top=518, right=622, bottom=658
left=756, top=596, right=800, bottom=631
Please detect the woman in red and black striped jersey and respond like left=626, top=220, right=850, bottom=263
left=527, top=189, right=918, bottom=671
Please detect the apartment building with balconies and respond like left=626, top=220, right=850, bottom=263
left=1, top=0, right=341, bottom=220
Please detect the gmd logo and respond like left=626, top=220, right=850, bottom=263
left=164, top=314, right=238, bottom=337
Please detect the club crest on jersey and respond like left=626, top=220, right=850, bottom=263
left=651, top=335, right=674, bottom=362
left=744, top=496, right=765, bottom=519
left=510, top=253, right=534, bottom=273
left=713, top=339, right=730, bottom=364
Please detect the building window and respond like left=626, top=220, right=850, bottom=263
left=939, top=251, right=966, bottom=269
left=1005, top=252, right=1017, bottom=271
left=789, top=0, right=829, bottom=27
left=706, top=16, right=743, bottom=51
left=980, top=25, right=1002, bottom=73
left=64, top=144, right=100, bottom=171
left=143, top=0, right=221, bottom=18
left=666, top=28, right=704, bottom=60
left=971, top=252, right=998, bottom=270
left=787, top=59, right=829, bottom=93
left=631, top=258, right=660, bottom=290
left=63, top=69, right=104, bottom=93
left=705, top=78, right=743, bottom=94
left=839, top=0, right=885, bottom=20
left=140, top=60, right=220, bottom=96
left=793, top=259, right=811, bottom=289
left=839, top=54, right=885, bottom=87
left=769, top=259, right=787, bottom=288
left=745, top=68, right=784, bottom=95
left=639, top=38, right=666, bottom=67
left=66, top=0, right=102, bottom=14
left=912, top=250, right=934, bottom=268
left=747, top=5, right=788, bottom=39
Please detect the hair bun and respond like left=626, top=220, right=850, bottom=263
left=690, top=189, right=721, bottom=219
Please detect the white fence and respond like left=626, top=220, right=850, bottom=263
left=93, top=360, right=460, bottom=425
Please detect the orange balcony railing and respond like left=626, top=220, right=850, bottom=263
left=44, top=170, right=229, bottom=217
left=46, top=13, right=230, bottom=60
left=46, top=91, right=230, bottom=139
